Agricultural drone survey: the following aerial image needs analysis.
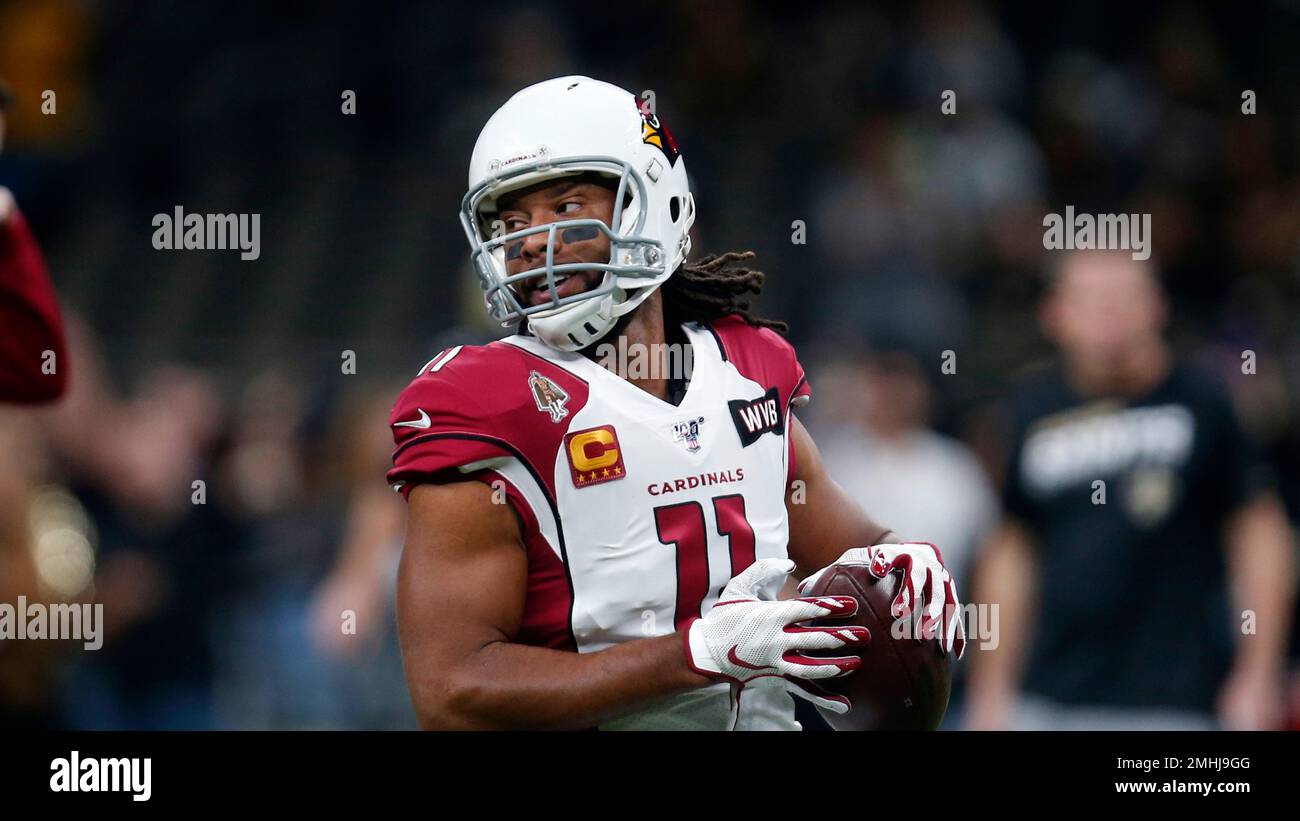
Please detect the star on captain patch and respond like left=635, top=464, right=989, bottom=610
left=529, top=370, right=569, bottom=422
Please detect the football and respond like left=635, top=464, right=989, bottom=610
left=803, top=563, right=953, bottom=730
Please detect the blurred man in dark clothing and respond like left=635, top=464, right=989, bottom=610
left=967, top=249, right=1295, bottom=730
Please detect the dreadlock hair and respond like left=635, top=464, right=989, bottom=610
left=661, top=251, right=789, bottom=335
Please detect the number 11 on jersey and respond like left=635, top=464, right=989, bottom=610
left=653, top=494, right=757, bottom=631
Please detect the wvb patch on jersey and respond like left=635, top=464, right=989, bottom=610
left=729, top=387, right=783, bottom=446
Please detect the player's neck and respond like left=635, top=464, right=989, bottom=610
left=583, top=289, right=676, bottom=402
left=1067, top=337, right=1171, bottom=399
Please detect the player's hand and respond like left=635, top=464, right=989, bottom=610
left=798, top=543, right=966, bottom=659
left=0, top=187, right=14, bottom=225
left=683, top=557, right=869, bottom=715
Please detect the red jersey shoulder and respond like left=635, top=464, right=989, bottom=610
left=0, top=208, right=68, bottom=403
left=392, top=343, right=517, bottom=434
left=704, top=314, right=810, bottom=409
left=387, top=340, right=589, bottom=492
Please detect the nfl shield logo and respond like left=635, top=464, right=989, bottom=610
left=671, top=416, right=705, bottom=452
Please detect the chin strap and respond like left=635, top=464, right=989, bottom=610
left=528, top=277, right=670, bottom=352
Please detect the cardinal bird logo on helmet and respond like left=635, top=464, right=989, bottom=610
left=638, top=98, right=680, bottom=165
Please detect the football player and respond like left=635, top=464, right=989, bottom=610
left=0, top=81, right=67, bottom=404
left=389, top=77, right=964, bottom=730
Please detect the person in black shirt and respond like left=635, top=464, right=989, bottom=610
left=965, top=249, right=1294, bottom=730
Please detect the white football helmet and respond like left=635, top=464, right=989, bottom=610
left=460, top=76, right=696, bottom=351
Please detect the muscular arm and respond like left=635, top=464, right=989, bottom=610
left=784, top=415, right=896, bottom=576
left=396, top=479, right=710, bottom=730
left=1218, top=493, right=1295, bottom=729
left=1225, top=495, right=1295, bottom=674
left=962, top=519, right=1037, bottom=730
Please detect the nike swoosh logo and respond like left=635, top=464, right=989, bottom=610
left=393, top=409, right=431, bottom=429
left=727, top=646, right=775, bottom=672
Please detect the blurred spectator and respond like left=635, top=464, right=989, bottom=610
left=209, top=377, right=412, bottom=729
left=47, top=351, right=238, bottom=730
left=814, top=344, right=998, bottom=599
left=965, top=250, right=1296, bottom=730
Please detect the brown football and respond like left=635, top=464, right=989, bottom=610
left=802, top=563, right=953, bottom=730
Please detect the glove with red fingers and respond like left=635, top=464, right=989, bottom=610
left=684, top=557, right=870, bottom=715
left=797, top=543, right=966, bottom=659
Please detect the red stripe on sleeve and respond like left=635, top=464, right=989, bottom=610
left=474, top=469, right=575, bottom=651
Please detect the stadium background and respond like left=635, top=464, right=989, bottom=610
left=1, top=0, right=1298, bottom=729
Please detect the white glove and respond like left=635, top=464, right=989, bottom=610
left=684, top=558, right=870, bottom=715
left=798, top=543, right=966, bottom=659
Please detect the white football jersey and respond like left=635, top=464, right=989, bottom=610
left=389, top=315, right=812, bottom=730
